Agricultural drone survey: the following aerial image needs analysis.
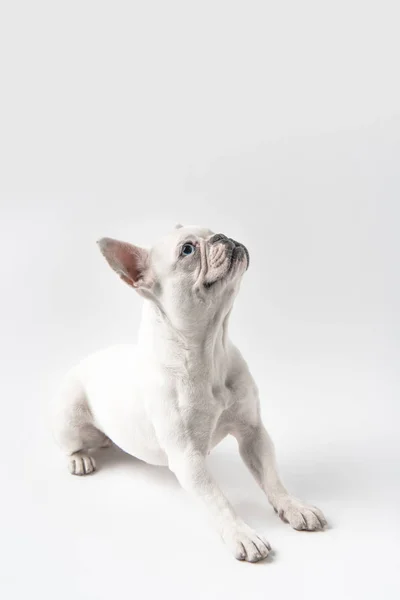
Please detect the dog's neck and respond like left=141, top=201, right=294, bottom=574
left=138, top=301, right=232, bottom=373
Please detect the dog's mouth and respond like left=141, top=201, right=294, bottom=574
left=231, top=243, right=250, bottom=270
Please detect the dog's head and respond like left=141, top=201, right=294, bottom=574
left=98, top=225, right=249, bottom=329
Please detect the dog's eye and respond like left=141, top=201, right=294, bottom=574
left=181, top=243, right=195, bottom=256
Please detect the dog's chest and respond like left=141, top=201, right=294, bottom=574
left=206, top=383, right=239, bottom=448
left=209, top=406, right=236, bottom=448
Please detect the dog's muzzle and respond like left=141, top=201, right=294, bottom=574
left=209, top=233, right=250, bottom=269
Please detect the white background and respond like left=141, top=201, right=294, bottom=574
left=1, top=2, right=399, bottom=599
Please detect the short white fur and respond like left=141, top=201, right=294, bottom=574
left=53, top=225, right=327, bottom=562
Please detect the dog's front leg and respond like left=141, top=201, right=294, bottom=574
left=235, top=424, right=327, bottom=531
left=167, top=449, right=271, bottom=562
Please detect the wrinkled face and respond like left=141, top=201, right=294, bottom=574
left=153, top=226, right=249, bottom=291
left=98, top=225, right=249, bottom=329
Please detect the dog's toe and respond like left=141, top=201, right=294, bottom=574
left=275, top=497, right=327, bottom=531
left=223, top=523, right=271, bottom=563
left=68, top=452, right=96, bottom=476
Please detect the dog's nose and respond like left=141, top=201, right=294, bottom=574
left=209, top=234, right=249, bottom=268
left=210, top=233, right=229, bottom=245
left=210, top=233, right=242, bottom=248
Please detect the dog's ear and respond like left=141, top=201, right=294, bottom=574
left=97, top=237, right=151, bottom=288
left=174, top=223, right=184, bottom=229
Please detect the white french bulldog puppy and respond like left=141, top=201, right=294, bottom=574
left=53, top=225, right=326, bottom=562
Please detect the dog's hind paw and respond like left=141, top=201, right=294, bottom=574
left=68, top=452, right=96, bottom=476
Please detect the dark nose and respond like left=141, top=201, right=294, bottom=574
left=210, top=233, right=230, bottom=245
left=209, top=233, right=249, bottom=268
left=210, top=233, right=242, bottom=247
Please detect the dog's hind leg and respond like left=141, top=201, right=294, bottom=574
left=52, top=370, right=109, bottom=475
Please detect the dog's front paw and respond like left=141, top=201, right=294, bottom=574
left=222, top=522, right=271, bottom=562
left=274, top=496, right=327, bottom=531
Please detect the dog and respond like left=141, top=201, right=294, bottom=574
left=53, top=224, right=327, bottom=562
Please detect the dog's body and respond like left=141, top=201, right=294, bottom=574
left=53, top=225, right=326, bottom=562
